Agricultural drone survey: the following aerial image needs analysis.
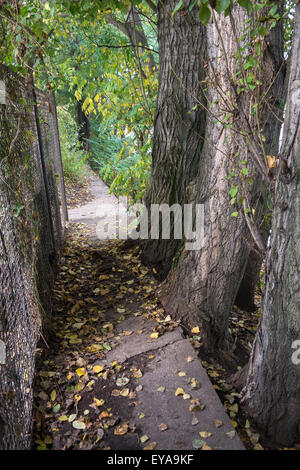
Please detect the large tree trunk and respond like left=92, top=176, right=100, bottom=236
left=241, top=5, right=300, bottom=446
left=235, top=3, right=285, bottom=313
left=158, top=6, right=284, bottom=350
left=141, top=0, right=207, bottom=276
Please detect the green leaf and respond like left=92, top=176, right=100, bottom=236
left=238, top=0, right=253, bottom=11
left=172, top=0, right=184, bottom=17
left=231, top=212, right=239, bottom=217
left=258, top=26, right=269, bottom=37
left=244, top=56, right=255, bottom=70
left=216, top=0, right=231, bottom=13
left=198, top=5, right=211, bottom=26
left=269, top=5, right=278, bottom=16
left=229, top=186, right=238, bottom=198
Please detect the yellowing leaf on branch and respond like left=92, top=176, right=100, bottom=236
left=266, top=155, right=278, bottom=169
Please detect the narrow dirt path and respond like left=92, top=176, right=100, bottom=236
left=33, top=176, right=244, bottom=451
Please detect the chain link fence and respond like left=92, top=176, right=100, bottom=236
left=0, top=64, right=67, bottom=449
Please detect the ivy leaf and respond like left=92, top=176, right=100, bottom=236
left=198, top=5, right=211, bottom=26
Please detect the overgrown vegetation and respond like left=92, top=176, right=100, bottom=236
left=57, top=106, right=87, bottom=183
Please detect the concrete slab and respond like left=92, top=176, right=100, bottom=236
left=68, top=177, right=118, bottom=227
left=131, top=338, right=244, bottom=450
left=93, top=311, right=244, bottom=450
left=94, top=323, right=183, bottom=365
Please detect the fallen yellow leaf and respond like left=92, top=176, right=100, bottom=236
left=76, top=367, right=87, bottom=377
left=143, top=441, right=157, bottom=450
left=202, top=442, right=212, bottom=450
left=199, top=431, right=212, bottom=438
left=191, top=326, right=200, bottom=334
left=93, top=365, right=104, bottom=374
left=150, top=332, right=159, bottom=339
left=93, top=397, right=105, bottom=407
left=114, top=424, right=128, bottom=435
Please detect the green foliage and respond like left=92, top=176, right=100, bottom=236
left=86, top=122, right=124, bottom=173
left=57, top=106, right=87, bottom=183
left=0, top=0, right=157, bottom=202
left=198, top=4, right=211, bottom=25
left=101, top=139, right=152, bottom=205
left=49, top=1, right=157, bottom=202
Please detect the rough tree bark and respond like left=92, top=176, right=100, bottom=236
left=157, top=6, right=284, bottom=350
left=141, top=0, right=207, bottom=276
left=241, top=4, right=300, bottom=446
left=235, top=4, right=285, bottom=312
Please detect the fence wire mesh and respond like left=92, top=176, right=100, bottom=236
left=0, top=64, right=67, bottom=449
